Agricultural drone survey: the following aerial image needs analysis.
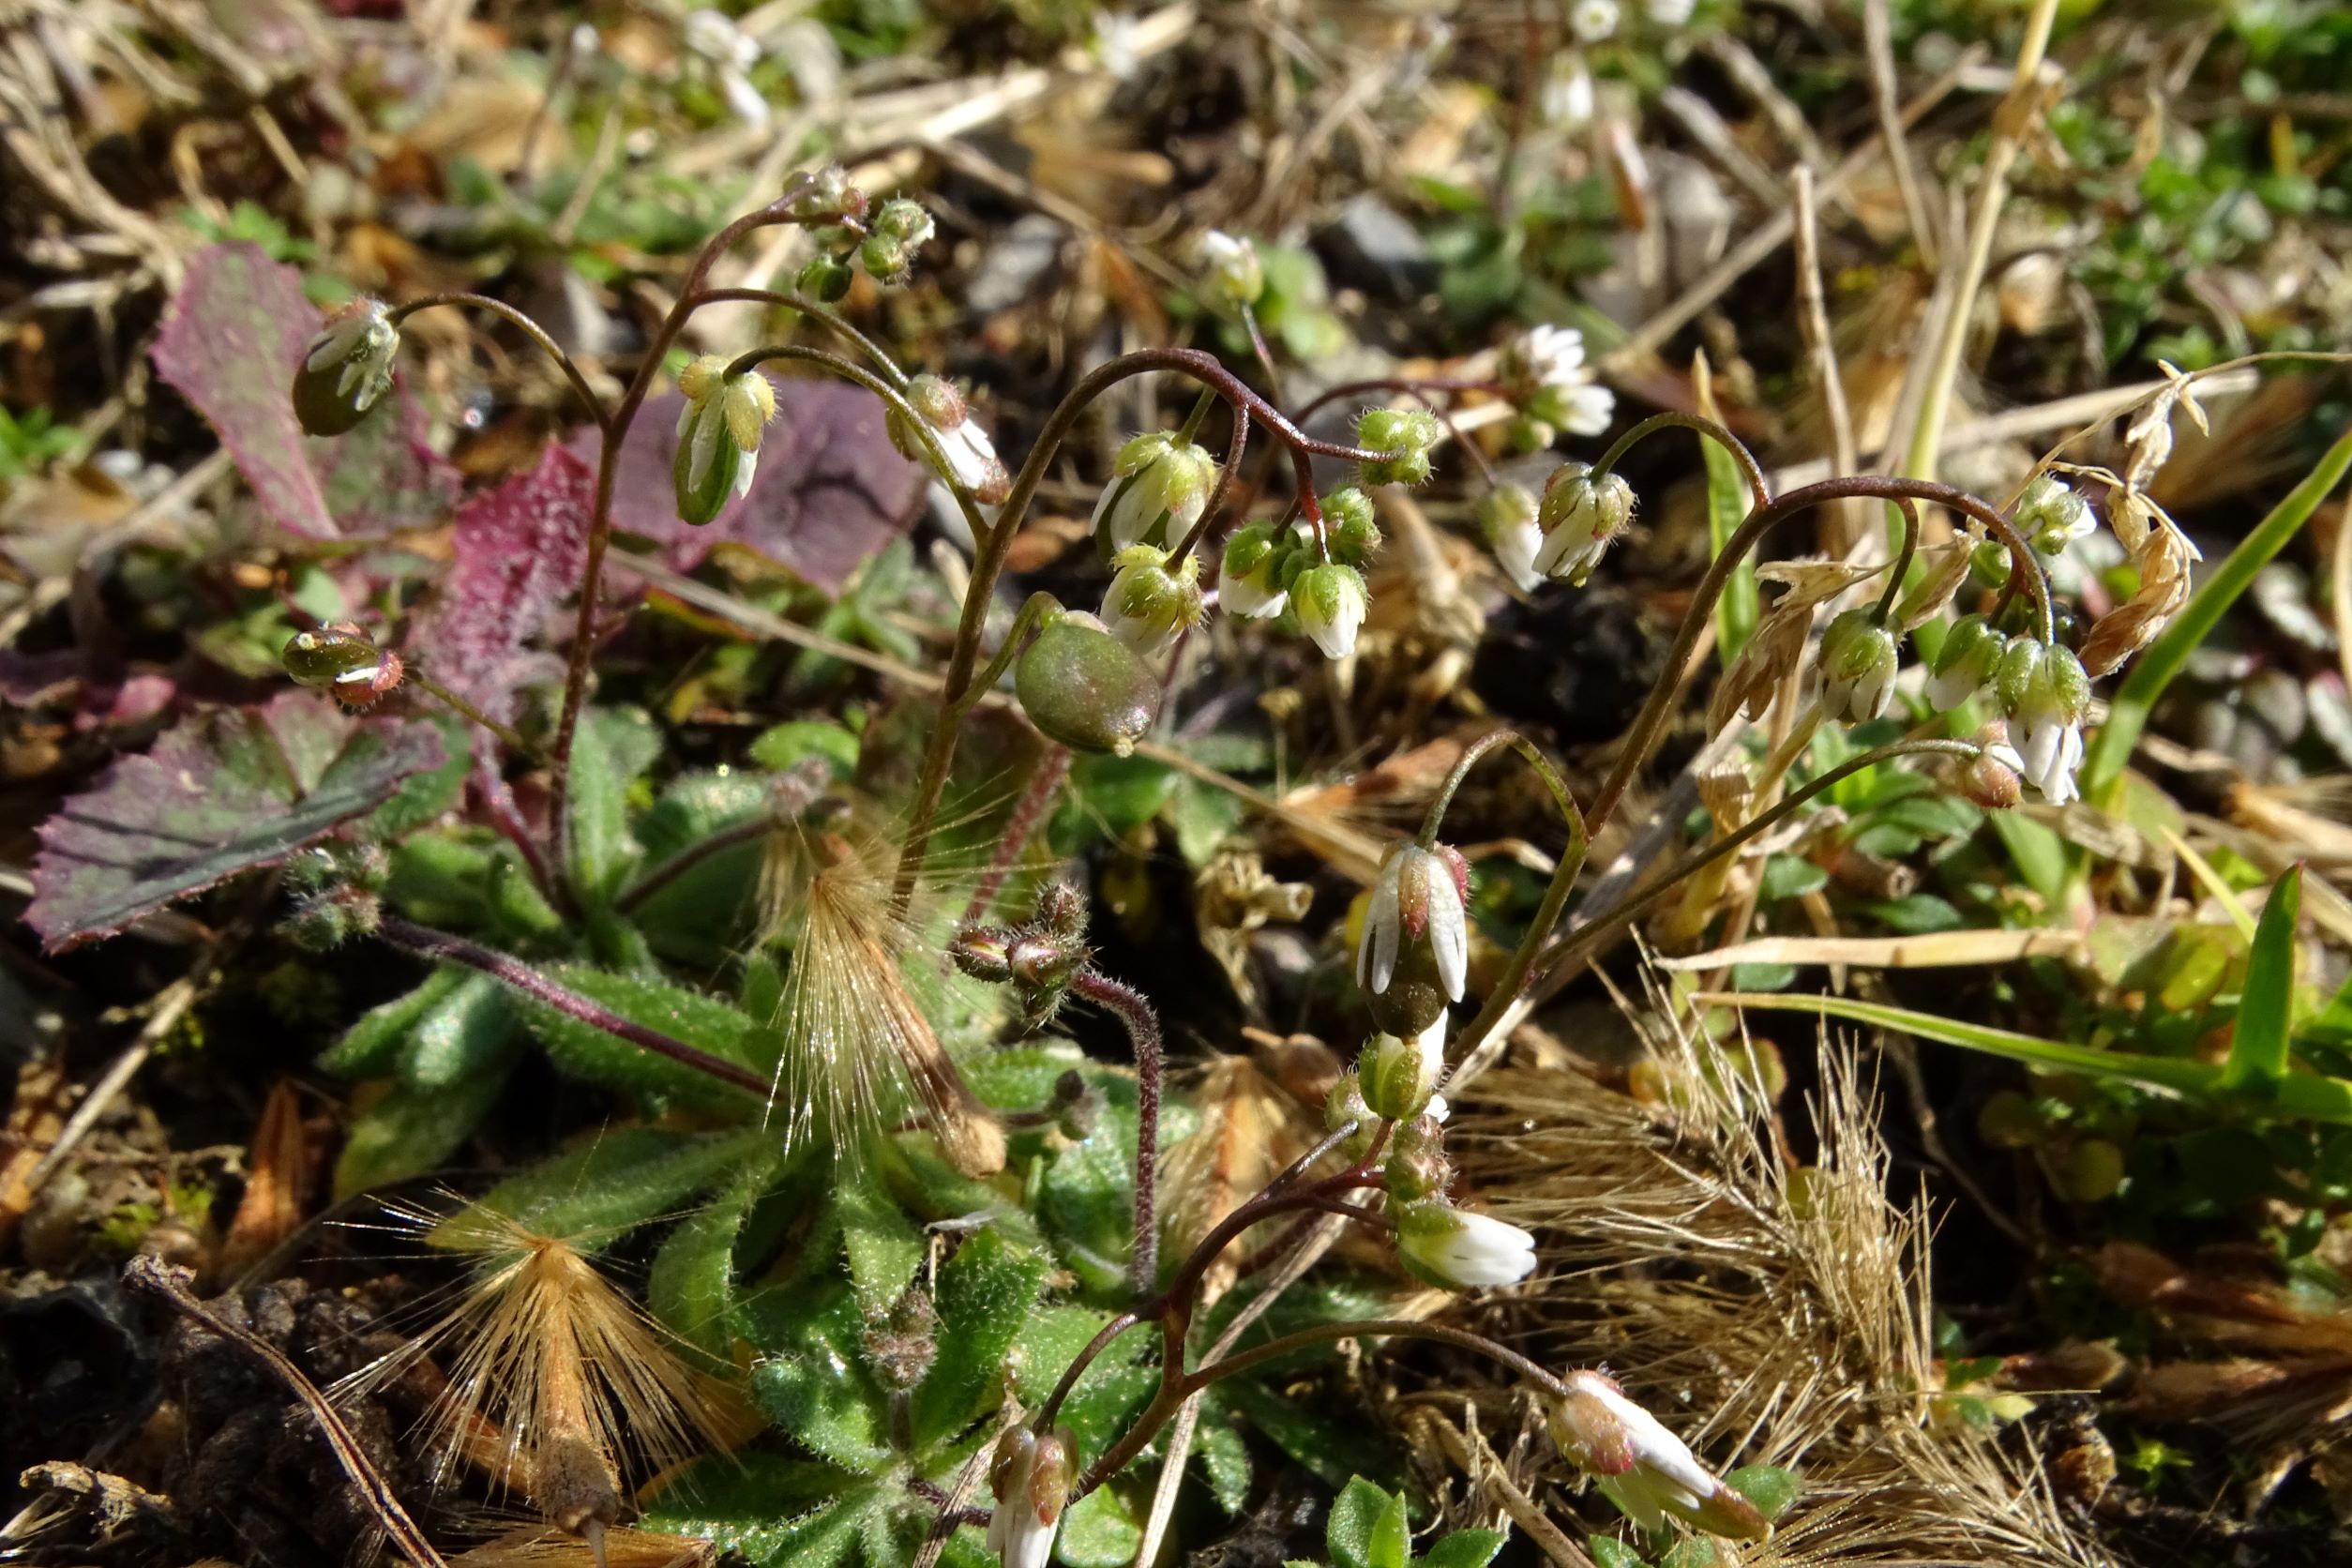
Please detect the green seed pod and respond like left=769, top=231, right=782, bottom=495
left=1015, top=618, right=1162, bottom=756
left=798, top=253, right=855, bottom=303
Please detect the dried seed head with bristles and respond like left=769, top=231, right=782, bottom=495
left=758, top=822, right=1006, bottom=1177
left=340, top=1201, right=746, bottom=1562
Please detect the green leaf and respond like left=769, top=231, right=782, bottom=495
left=643, top=1455, right=879, bottom=1568
left=448, top=1126, right=768, bottom=1248
left=2083, top=427, right=2352, bottom=806
left=651, top=1146, right=792, bottom=1358
left=1057, top=1484, right=1142, bottom=1568
left=1419, top=1530, right=1508, bottom=1568
left=1215, top=1379, right=1396, bottom=1491
left=366, top=712, right=471, bottom=837
left=333, top=1049, right=519, bottom=1199
left=1757, top=854, right=1827, bottom=902
left=1867, top=894, right=1965, bottom=936
left=1696, top=373, right=1759, bottom=662
left=753, top=1349, right=893, bottom=1470
left=514, top=963, right=775, bottom=1113
left=1196, top=1404, right=1253, bottom=1515
left=1586, top=1537, right=1646, bottom=1568
left=567, top=706, right=663, bottom=901
left=750, top=719, right=862, bottom=777
left=399, top=972, right=514, bottom=1090
left=1722, top=1463, right=1802, bottom=1522
left=913, top=1228, right=1049, bottom=1447
left=1990, top=810, right=2070, bottom=904
left=321, top=968, right=465, bottom=1077
left=1705, top=988, right=2352, bottom=1123
left=2225, top=864, right=2303, bottom=1095
left=1328, top=1477, right=1406, bottom=1568
left=29, top=693, right=447, bottom=949
left=838, top=1172, right=924, bottom=1308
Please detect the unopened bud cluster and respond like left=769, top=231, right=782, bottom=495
left=952, top=882, right=1093, bottom=1029
left=787, top=168, right=936, bottom=300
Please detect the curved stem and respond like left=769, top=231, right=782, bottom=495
left=1035, top=1311, right=1144, bottom=1428
left=726, top=344, right=994, bottom=550
left=888, top=347, right=1386, bottom=910
left=1417, top=727, right=1579, bottom=850
left=687, top=287, right=910, bottom=388
left=1169, top=399, right=1252, bottom=563
left=550, top=177, right=823, bottom=886
left=1583, top=475, right=2046, bottom=838
left=1591, top=411, right=1771, bottom=514
left=1290, top=377, right=1505, bottom=429
left=1873, top=497, right=1923, bottom=622
left=387, top=292, right=611, bottom=436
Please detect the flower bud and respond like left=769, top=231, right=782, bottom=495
left=1360, top=1014, right=1447, bottom=1122
left=1384, top=1111, right=1454, bottom=1203
left=1199, top=230, right=1263, bottom=310
left=1220, top=520, right=1300, bottom=619
left=987, top=1427, right=1072, bottom=1568
left=1540, top=52, right=1595, bottom=129
left=292, top=298, right=400, bottom=436
left=1534, top=462, right=1635, bottom=584
left=1357, top=841, right=1470, bottom=1037
left=283, top=622, right=404, bottom=710
left=1322, top=487, right=1381, bottom=567
left=1355, top=408, right=1443, bottom=488
left=1924, top=614, right=2007, bottom=712
left=1035, top=880, right=1088, bottom=939
left=673, top=354, right=777, bottom=525
left=1395, top=1199, right=1537, bottom=1289
left=1098, top=547, right=1203, bottom=659
left=797, top=253, right=855, bottom=303
left=2014, top=473, right=2095, bottom=555
left=1324, top=1071, right=1380, bottom=1161
left=1961, top=722, right=2026, bottom=810
left=1547, top=1370, right=1770, bottom=1541
left=1093, top=431, right=1217, bottom=552
left=1968, top=537, right=2013, bottom=592
left=1005, top=928, right=1088, bottom=1028
left=949, top=926, right=1014, bottom=983
left=1996, top=638, right=2090, bottom=805
left=789, top=164, right=865, bottom=222
left=859, top=199, right=935, bottom=284
left=895, top=375, right=1010, bottom=504
left=1015, top=615, right=1162, bottom=756
left=1817, top=609, right=1900, bottom=723
left=1478, top=484, right=1545, bottom=592
left=1289, top=562, right=1369, bottom=660
left=1569, top=0, right=1621, bottom=40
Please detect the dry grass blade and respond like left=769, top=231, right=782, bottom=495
left=1653, top=929, right=2087, bottom=972
left=1450, top=980, right=2112, bottom=1566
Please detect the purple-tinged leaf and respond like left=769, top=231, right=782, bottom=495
left=584, top=381, right=923, bottom=594
left=27, top=691, right=446, bottom=950
left=151, top=244, right=460, bottom=540
left=412, top=445, right=593, bottom=726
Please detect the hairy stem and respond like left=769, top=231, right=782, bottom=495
left=406, top=671, right=543, bottom=762
left=1591, top=411, right=1772, bottom=514
left=551, top=178, right=824, bottom=886
left=1073, top=968, right=1165, bottom=1298
left=373, top=913, right=771, bottom=1098
left=387, top=293, right=611, bottom=437
left=960, top=746, right=1073, bottom=927
left=687, top=287, right=911, bottom=387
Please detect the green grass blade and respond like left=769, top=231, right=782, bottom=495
left=2080, top=426, right=2352, bottom=807
left=1696, top=988, right=2352, bottom=1124
left=1695, top=363, right=1758, bottom=661
left=2224, top=864, right=2302, bottom=1095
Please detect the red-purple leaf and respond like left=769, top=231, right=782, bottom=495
left=152, top=244, right=460, bottom=539
left=584, top=381, right=924, bottom=594
left=28, top=691, right=446, bottom=950
left=413, top=445, right=592, bottom=725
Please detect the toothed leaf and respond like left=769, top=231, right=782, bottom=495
left=912, top=1228, right=1049, bottom=1448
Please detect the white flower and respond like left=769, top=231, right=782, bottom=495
left=1517, top=324, right=1586, bottom=385
left=1547, top=1371, right=1769, bottom=1539
left=1996, top=639, right=2090, bottom=805
left=1816, top=609, right=1899, bottom=724
left=672, top=354, right=776, bottom=523
left=1093, top=9, right=1140, bottom=77
left=1199, top=229, right=1264, bottom=309
left=1494, top=507, right=1545, bottom=592
left=2014, top=473, right=2096, bottom=555
left=1360, top=1013, right=1448, bottom=1121
left=1502, top=326, right=1618, bottom=438
left=987, top=1428, right=1070, bottom=1568
left=1396, top=1200, right=1538, bottom=1289
left=1220, top=520, right=1299, bottom=618
left=1097, top=546, right=1202, bottom=659
left=684, top=10, right=769, bottom=127
left=1092, top=431, right=1216, bottom=551
left=1533, top=464, right=1635, bottom=585
left=940, top=419, right=1007, bottom=499
left=1290, top=562, right=1368, bottom=660
left=1570, top=0, right=1621, bottom=40
left=1646, top=0, right=1696, bottom=25
left=1541, top=53, right=1595, bottom=129
left=1358, top=841, right=1470, bottom=1006
left=1923, top=615, right=2006, bottom=712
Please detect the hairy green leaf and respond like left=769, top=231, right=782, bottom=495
left=2226, top=865, right=2304, bottom=1095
